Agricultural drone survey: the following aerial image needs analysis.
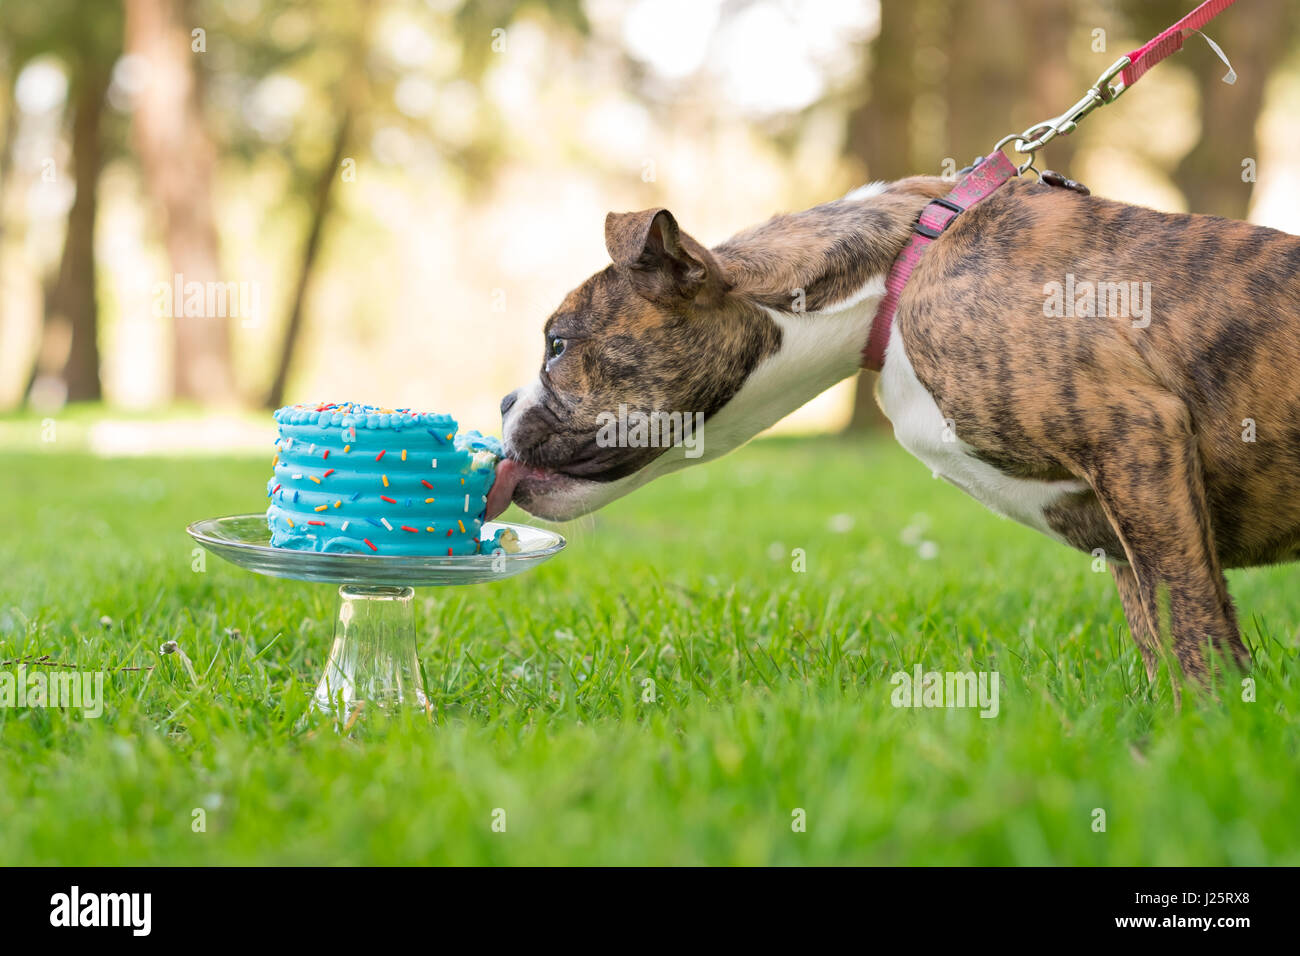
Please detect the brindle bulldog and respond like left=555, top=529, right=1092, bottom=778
left=486, top=172, right=1300, bottom=683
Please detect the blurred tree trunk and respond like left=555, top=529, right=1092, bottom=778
left=125, top=0, right=236, bottom=405
left=844, top=0, right=917, bottom=432
left=0, top=65, right=19, bottom=385
left=0, top=77, right=14, bottom=335
left=263, top=108, right=351, bottom=410
left=1025, top=1, right=1081, bottom=174
left=26, top=62, right=110, bottom=404
left=1171, top=0, right=1290, bottom=220
left=265, top=0, right=374, bottom=410
left=846, top=0, right=917, bottom=180
left=944, top=0, right=1027, bottom=169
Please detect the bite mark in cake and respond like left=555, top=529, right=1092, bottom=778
left=266, top=402, right=514, bottom=556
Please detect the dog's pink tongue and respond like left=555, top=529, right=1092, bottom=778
left=486, top=459, right=524, bottom=520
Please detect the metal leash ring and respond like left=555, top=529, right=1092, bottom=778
left=993, top=132, right=1040, bottom=177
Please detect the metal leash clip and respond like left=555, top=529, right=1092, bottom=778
left=994, top=56, right=1131, bottom=175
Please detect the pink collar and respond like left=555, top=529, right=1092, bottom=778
left=861, top=149, right=1019, bottom=371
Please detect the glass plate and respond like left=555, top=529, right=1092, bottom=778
left=186, top=514, right=565, bottom=586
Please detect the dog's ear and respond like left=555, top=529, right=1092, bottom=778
left=605, top=208, right=727, bottom=307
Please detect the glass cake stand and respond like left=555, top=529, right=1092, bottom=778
left=186, top=514, right=564, bottom=724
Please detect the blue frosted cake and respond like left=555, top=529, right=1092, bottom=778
left=266, top=402, right=515, bottom=556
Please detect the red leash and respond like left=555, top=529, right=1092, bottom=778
left=861, top=0, right=1241, bottom=373
left=1121, top=0, right=1239, bottom=89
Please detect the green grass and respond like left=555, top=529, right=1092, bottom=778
left=1, top=434, right=1297, bottom=865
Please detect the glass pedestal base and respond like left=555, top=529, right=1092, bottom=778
left=314, top=585, right=427, bottom=716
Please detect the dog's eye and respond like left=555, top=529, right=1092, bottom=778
left=549, top=336, right=566, bottom=359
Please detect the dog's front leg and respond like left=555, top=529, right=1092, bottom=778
left=1080, top=394, right=1251, bottom=685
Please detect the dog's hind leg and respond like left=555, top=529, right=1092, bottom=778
left=1075, top=393, right=1251, bottom=685
left=1109, top=562, right=1161, bottom=681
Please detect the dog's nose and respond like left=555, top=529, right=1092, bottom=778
left=500, top=390, right=519, bottom=419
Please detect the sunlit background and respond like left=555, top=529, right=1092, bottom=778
left=2, top=0, right=1297, bottom=454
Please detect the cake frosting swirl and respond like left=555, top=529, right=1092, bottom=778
left=266, top=402, right=513, bottom=556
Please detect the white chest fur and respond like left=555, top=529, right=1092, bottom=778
left=876, top=323, right=1089, bottom=543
